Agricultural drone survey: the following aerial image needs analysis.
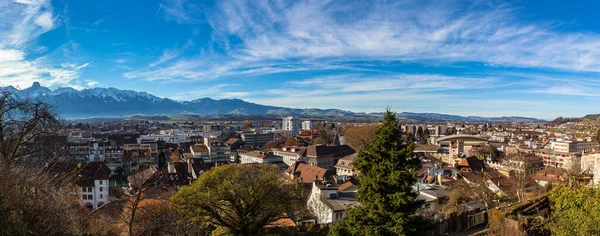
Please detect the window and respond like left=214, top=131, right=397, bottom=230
left=100, top=194, right=103, bottom=199
left=335, top=212, right=343, bottom=219
left=99, top=187, right=103, bottom=192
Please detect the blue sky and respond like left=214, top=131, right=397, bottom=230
left=1, top=0, right=600, bottom=119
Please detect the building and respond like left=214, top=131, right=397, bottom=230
left=103, top=140, right=124, bottom=175
left=239, top=151, right=283, bottom=164
left=552, top=140, right=596, bottom=153
left=190, top=144, right=210, bottom=161
left=435, top=135, right=489, bottom=157
left=204, top=137, right=231, bottom=164
left=302, top=120, right=313, bottom=131
left=416, top=185, right=450, bottom=213
left=69, top=142, right=91, bottom=162
left=138, top=134, right=183, bottom=144
left=581, top=153, right=600, bottom=186
left=282, top=116, right=301, bottom=137
left=89, top=142, right=105, bottom=162
left=272, top=147, right=307, bottom=166
left=307, top=181, right=359, bottom=225
left=334, top=153, right=358, bottom=176
left=523, top=148, right=582, bottom=171
left=306, top=144, right=356, bottom=170
left=241, top=132, right=275, bottom=146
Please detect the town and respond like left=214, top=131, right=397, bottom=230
left=5, top=95, right=600, bottom=235
left=3, top=0, right=600, bottom=235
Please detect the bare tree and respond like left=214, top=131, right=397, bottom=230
left=0, top=90, right=61, bottom=169
left=0, top=165, right=90, bottom=235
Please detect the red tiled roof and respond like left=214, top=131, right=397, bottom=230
left=284, top=162, right=328, bottom=184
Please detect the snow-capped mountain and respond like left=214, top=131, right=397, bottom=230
left=1, top=82, right=356, bottom=118
left=0, top=82, right=545, bottom=122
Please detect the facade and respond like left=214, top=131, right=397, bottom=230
left=204, top=137, right=231, bottom=163
left=272, top=147, right=306, bottom=166
left=71, top=162, right=111, bottom=210
left=139, top=134, right=183, bottom=144
left=552, top=141, right=595, bottom=154
left=306, top=144, right=356, bottom=170
left=239, top=151, right=283, bottom=164
left=241, top=132, right=275, bottom=146
left=89, top=142, right=105, bottom=162
left=523, top=148, right=582, bottom=172
left=69, top=142, right=91, bottom=162
left=307, top=181, right=358, bottom=225
left=282, top=116, right=300, bottom=137
left=334, top=153, right=358, bottom=176
left=581, top=153, right=600, bottom=186
left=103, top=141, right=124, bottom=175
left=301, top=120, right=313, bottom=131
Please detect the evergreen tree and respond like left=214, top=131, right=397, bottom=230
left=329, top=109, right=431, bottom=235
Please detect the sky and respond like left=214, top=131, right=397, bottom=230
left=1, top=0, right=600, bottom=120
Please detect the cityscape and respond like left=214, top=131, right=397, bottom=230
left=2, top=0, right=600, bottom=235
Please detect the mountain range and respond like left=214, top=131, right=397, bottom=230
left=1, top=82, right=546, bottom=123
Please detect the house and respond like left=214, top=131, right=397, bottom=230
left=334, top=153, right=358, bottom=176
left=534, top=167, right=566, bottom=187
left=306, top=181, right=359, bottom=224
left=306, top=144, right=356, bottom=170
left=51, top=162, right=111, bottom=210
left=240, top=151, right=283, bottom=164
left=284, top=162, right=329, bottom=184
left=416, top=185, right=450, bottom=213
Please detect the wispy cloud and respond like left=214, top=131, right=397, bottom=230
left=149, top=49, right=180, bottom=67
left=0, top=0, right=90, bottom=89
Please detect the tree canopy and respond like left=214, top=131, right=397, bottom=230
left=171, top=164, right=304, bottom=235
left=330, top=109, right=431, bottom=235
left=546, top=186, right=600, bottom=235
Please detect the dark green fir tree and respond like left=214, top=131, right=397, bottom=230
left=329, top=109, right=432, bottom=236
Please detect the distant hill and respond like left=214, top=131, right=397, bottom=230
left=1, top=82, right=545, bottom=123
left=552, top=114, right=600, bottom=124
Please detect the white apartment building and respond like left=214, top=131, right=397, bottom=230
left=302, top=120, right=313, bottom=130
left=282, top=116, right=300, bottom=137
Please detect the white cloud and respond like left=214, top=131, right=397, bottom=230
left=203, top=0, right=600, bottom=72
left=86, top=80, right=99, bottom=87
left=0, top=0, right=90, bottom=89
